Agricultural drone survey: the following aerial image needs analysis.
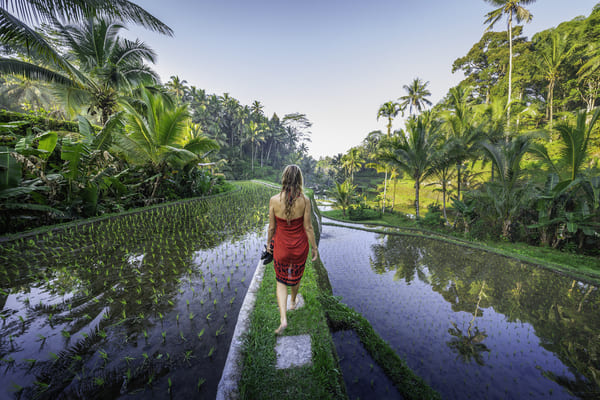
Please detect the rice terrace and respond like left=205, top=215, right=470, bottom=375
left=1, top=0, right=600, bottom=399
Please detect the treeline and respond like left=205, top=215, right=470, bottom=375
left=323, top=3, right=600, bottom=255
left=0, top=1, right=314, bottom=234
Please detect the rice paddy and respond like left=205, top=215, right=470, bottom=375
left=0, top=182, right=276, bottom=399
left=320, top=219, right=600, bottom=399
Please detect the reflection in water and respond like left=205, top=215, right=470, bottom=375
left=0, top=185, right=274, bottom=399
left=319, top=220, right=599, bottom=399
left=447, top=281, right=490, bottom=366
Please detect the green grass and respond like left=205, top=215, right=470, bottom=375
left=319, top=294, right=441, bottom=400
left=238, top=256, right=346, bottom=399
left=321, top=209, right=600, bottom=285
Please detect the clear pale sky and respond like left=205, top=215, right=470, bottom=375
left=130, top=0, right=598, bottom=158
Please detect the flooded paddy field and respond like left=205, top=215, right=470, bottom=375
left=0, top=183, right=275, bottom=399
left=320, top=219, right=599, bottom=399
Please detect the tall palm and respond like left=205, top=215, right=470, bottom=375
left=0, top=0, right=171, bottom=85
left=51, top=17, right=159, bottom=124
left=484, top=0, right=534, bottom=127
left=341, top=147, right=364, bottom=183
left=377, top=100, right=402, bottom=213
left=378, top=113, right=441, bottom=219
left=166, top=75, right=188, bottom=104
left=443, top=86, right=485, bottom=201
left=536, top=31, right=576, bottom=131
left=398, top=78, right=432, bottom=116
left=246, top=120, right=264, bottom=173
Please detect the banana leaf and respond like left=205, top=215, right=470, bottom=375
left=0, top=146, right=21, bottom=190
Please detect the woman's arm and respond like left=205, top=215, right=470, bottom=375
left=266, top=197, right=276, bottom=253
left=303, top=195, right=318, bottom=261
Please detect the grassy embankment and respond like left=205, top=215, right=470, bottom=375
left=239, top=187, right=441, bottom=400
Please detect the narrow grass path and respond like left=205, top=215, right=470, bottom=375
left=238, top=257, right=347, bottom=399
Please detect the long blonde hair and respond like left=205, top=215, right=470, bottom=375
left=280, top=164, right=304, bottom=222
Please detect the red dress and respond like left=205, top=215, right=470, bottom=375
left=273, top=215, right=309, bottom=286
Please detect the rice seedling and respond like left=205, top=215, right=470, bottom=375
left=0, top=182, right=276, bottom=398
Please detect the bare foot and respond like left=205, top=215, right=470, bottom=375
left=274, top=323, right=287, bottom=335
left=289, top=298, right=297, bottom=310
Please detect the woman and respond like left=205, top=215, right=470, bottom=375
left=266, top=165, right=318, bottom=335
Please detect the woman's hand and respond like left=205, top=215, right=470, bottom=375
left=311, top=247, right=318, bottom=261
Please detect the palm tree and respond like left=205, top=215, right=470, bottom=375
left=378, top=113, right=441, bottom=219
left=443, top=86, right=485, bottom=201
left=112, top=87, right=217, bottom=199
left=530, top=108, right=600, bottom=182
left=51, top=17, right=159, bottom=124
left=479, top=134, right=534, bottom=239
left=166, top=75, right=188, bottom=104
left=329, top=180, right=355, bottom=217
left=535, top=31, right=577, bottom=131
left=483, top=0, right=535, bottom=126
left=377, top=101, right=402, bottom=214
left=0, top=0, right=171, bottom=85
left=341, top=147, right=364, bottom=183
left=246, top=120, right=264, bottom=173
left=398, top=78, right=432, bottom=116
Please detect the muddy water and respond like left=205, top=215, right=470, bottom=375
left=320, top=220, right=599, bottom=399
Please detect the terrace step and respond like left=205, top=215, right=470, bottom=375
left=275, top=334, right=312, bottom=369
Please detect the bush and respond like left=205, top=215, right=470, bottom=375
left=348, top=202, right=380, bottom=220
left=421, top=203, right=444, bottom=227
left=0, top=109, right=81, bottom=135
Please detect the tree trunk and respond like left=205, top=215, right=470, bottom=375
left=415, top=176, right=420, bottom=219
left=392, top=174, right=397, bottom=211
left=442, top=179, right=448, bottom=224
left=457, top=163, right=462, bottom=202
left=548, top=79, right=555, bottom=134
left=506, top=11, right=513, bottom=140
left=150, top=174, right=161, bottom=200
left=382, top=169, right=388, bottom=214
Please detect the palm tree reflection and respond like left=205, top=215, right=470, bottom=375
left=447, top=281, right=490, bottom=365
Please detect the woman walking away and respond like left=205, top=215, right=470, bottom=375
left=265, top=165, right=318, bottom=335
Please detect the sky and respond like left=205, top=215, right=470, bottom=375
left=129, top=0, right=599, bottom=158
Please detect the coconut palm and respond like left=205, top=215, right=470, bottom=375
left=377, top=101, right=402, bottom=213
left=112, top=87, right=218, bottom=199
left=0, top=0, right=171, bottom=86
left=378, top=113, right=441, bottom=219
left=341, top=147, right=364, bottom=183
left=51, top=17, right=159, bottom=124
left=329, top=179, right=355, bottom=217
left=443, top=86, right=486, bottom=201
left=535, top=31, right=577, bottom=130
left=483, top=0, right=535, bottom=125
left=398, top=78, right=432, bottom=116
left=166, top=75, right=188, bottom=104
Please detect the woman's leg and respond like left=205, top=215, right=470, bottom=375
left=275, top=281, right=288, bottom=334
left=290, top=282, right=300, bottom=310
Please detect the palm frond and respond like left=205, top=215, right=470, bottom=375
left=1, top=0, right=173, bottom=36
left=0, top=57, right=73, bottom=84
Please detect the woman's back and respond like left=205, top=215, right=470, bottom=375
left=270, top=192, right=307, bottom=221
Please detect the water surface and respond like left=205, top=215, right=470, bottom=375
left=319, top=220, right=599, bottom=399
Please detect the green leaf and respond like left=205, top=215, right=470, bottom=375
left=60, top=140, right=85, bottom=180
left=566, top=222, right=577, bottom=233
left=37, top=132, right=58, bottom=160
left=0, top=146, right=21, bottom=190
